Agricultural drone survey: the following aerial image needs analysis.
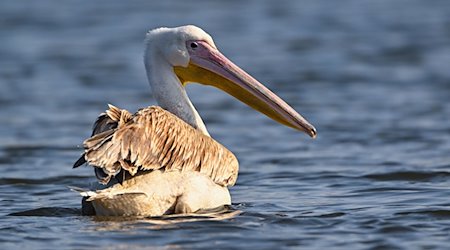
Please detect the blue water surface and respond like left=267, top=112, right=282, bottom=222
left=0, top=0, right=449, bottom=249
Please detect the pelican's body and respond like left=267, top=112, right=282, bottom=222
left=79, top=170, right=230, bottom=216
left=74, top=25, right=316, bottom=216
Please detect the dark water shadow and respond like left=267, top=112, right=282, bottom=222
left=396, top=209, right=450, bottom=219
left=8, top=207, right=81, bottom=217
left=364, top=171, right=450, bottom=182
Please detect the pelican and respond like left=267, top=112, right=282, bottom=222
left=73, top=25, right=316, bottom=216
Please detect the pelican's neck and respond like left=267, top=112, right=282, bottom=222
left=144, top=50, right=210, bottom=136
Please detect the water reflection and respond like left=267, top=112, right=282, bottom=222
left=9, top=205, right=242, bottom=228
left=91, top=207, right=242, bottom=228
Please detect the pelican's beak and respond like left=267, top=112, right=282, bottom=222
left=174, top=40, right=317, bottom=138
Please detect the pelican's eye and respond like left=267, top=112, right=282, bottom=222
left=190, top=42, right=198, bottom=49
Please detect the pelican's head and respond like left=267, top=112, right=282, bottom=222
left=145, top=25, right=317, bottom=138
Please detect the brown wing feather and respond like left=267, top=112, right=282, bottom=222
left=73, top=105, right=125, bottom=169
left=80, top=105, right=238, bottom=187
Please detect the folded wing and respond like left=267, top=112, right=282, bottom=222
left=74, top=105, right=238, bottom=187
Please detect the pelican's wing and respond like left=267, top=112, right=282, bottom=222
left=74, top=105, right=238, bottom=187
left=73, top=105, right=124, bottom=169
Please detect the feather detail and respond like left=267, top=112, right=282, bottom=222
left=76, top=105, right=239, bottom=187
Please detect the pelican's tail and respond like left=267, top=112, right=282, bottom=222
left=86, top=192, right=151, bottom=217
left=69, top=185, right=174, bottom=216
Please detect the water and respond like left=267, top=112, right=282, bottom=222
left=1, top=0, right=450, bottom=249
